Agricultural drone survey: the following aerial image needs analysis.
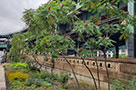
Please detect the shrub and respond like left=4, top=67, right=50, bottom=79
left=50, top=74, right=59, bottom=81
left=113, top=79, right=136, bottom=90
left=30, top=72, right=41, bottom=78
left=9, top=80, right=37, bottom=90
left=42, top=81, right=52, bottom=87
left=28, top=65, right=38, bottom=72
left=11, top=63, right=28, bottom=69
left=39, top=71, right=58, bottom=82
left=112, top=79, right=125, bottom=90
left=39, top=72, right=69, bottom=83
left=4, top=63, right=28, bottom=70
left=39, top=71, right=47, bottom=79
left=44, top=57, right=49, bottom=61
left=9, top=80, right=25, bottom=90
left=58, top=73, right=69, bottom=84
left=25, top=77, right=44, bottom=87
left=119, top=55, right=128, bottom=58
left=4, top=64, right=13, bottom=70
left=6, top=71, right=29, bottom=82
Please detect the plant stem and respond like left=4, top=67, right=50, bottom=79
left=51, top=58, right=55, bottom=75
left=80, top=57, right=98, bottom=90
left=104, top=49, right=110, bottom=90
left=61, top=53, right=80, bottom=90
left=32, top=54, right=42, bottom=72
left=95, top=57, right=101, bottom=90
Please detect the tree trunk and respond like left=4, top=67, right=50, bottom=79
left=51, top=58, right=55, bottom=75
left=62, top=54, right=80, bottom=90
left=95, top=57, right=101, bottom=90
left=32, top=54, right=42, bottom=72
left=104, top=50, right=110, bottom=90
left=81, top=57, right=98, bottom=90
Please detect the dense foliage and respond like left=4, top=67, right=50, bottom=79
left=9, top=0, right=136, bottom=60
left=8, top=0, right=136, bottom=90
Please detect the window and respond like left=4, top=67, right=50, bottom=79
left=100, top=63, right=102, bottom=67
left=93, top=62, right=95, bottom=66
left=108, top=64, right=111, bottom=68
left=87, top=62, right=89, bottom=65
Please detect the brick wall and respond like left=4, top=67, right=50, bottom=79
left=28, top=56, right=136, bottom=90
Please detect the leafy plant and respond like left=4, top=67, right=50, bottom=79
left=42, top=81, right=52, bottom=87
left=58, top=73, right=69, bottom=84
left=6, top=71, right=29, bottom=82
left=119, top=55, right=128, bottom=58
left=25, top=77, right=43, bottom=87
left=11, top=63, right=28, bottom=69
left=9, top=80, right=37, bottom=90
left=38, top=71, right=58, bottom=82
left=113, top=79, right=136, bottom=90
left=9, top=80, right=25, bottom=90
left=8, top=34, right=27, bottom=62
left=44, top=57, right=49, bottom=61
left=4, top=63, right=28, bottom=70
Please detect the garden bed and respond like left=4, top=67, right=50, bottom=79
left=4, top=62, right=95, bottom=90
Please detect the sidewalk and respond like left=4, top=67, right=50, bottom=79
left=0, top=65, right=6, bottom=90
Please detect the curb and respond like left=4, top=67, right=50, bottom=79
left=0, top=65, right=6, bottom=90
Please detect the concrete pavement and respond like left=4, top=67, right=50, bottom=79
left=0, top=65, right=6, bottom=90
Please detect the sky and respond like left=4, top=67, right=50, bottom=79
left=0, top=0, right=49, bottom=35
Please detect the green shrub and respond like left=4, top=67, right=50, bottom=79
left=39, top=71, right=49, bottom=79
left=44, top=57, right=49, bottom=61
left=119, top=55, right=128, bottom=58
left=4, top=63, right=28, bottom=69
left=9, top=80, right=36, bottom=90
left=25, top=77, right=44, bottom=87
left=9, top=80, right=25, bottom=90
left=58, top=73, right=69, bottom=84
left=128, top=79, right=136, bottom=90
left=11, top=63, right=28, bottom=69
left=28, top=66, right=38, bottom=72
left=113, top=79, right=125, bottom=90
left=39, top=71, right=58, bottom=82
left=4, top=64, right=12, bottom=69
left=113, top=79, right=136, bottom=90
left=50, top=74, right=59, bottom=81
left=30, top=72, right=41, bottom=78
left=39, top=72, right=69, bottom=83
left=42, top=81, right=52, bottom=87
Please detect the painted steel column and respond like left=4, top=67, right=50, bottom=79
left=127, top=0, right=136, bottom=57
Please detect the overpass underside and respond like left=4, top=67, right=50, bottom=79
left=0, top=43, right=8, bottom=51
left=0, top=48, right=7, bottom=51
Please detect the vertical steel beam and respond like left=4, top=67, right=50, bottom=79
left=127, top=0, right=136, bottom=57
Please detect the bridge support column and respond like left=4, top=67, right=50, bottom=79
left=127, top=0, right=136, bottom=57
